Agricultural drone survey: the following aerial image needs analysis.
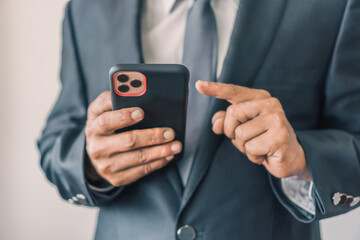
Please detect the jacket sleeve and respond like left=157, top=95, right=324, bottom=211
left=37, top=1, right=122, bottom=207
left=269, top=0, right=360, bottom=223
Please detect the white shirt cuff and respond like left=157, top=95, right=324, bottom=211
left=281, top=176, right=315, bottom=215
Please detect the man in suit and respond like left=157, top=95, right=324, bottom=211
left=38, top=0, right=360, bottom=239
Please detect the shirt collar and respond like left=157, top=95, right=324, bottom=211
left=163, top=0, right=240, bottom=14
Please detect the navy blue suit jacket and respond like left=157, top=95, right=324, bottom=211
left=38, top=0, right=360, bottom=239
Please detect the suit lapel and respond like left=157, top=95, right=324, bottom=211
left=109, top=0, right=144, bottom=64
left=179, top=0, right=288, bottom=211
left=218, top=0, right=288, bottom=86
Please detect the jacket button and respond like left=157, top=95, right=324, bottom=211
left=344, top=196, right=354, bottom=205
left=69, top=197, right=81, bottom=205
left=76, top=194, right=88, bottom=204
left=332, top=192, right=347, bottom=206
left=76, top=194, right=86, bottom=200
left=177, top=225, right=196, bottom=240
left=350, top=197, right=360, bottom=207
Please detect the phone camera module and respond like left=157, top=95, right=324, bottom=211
left=114, top=71, right=146, bottom=96
left=117, top=74, right=129, bottom=83
left=118, top=85, right=130, bottom=93
left=130, top=79, right=142, bottom=88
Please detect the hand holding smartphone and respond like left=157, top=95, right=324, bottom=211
left=84, top=64, right=189, bottom=187
left=110, top=64, right=189, bottom=161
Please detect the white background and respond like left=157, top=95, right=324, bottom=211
left=0, top=1, right=359, bottom=239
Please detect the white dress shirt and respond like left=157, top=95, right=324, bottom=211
left=91, top=0, right=316, bottom=216
left=142, top=0, right=239, bottom=78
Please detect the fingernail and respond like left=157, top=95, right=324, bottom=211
left=171, top=142, right=182, bottom=152
left=166, top=155, right=174, bottom=161
left=197, top=80, right=209, bottom=86
left=163, top=130, right=174, bottom=140
left=131, top=110, right=143, bottom=120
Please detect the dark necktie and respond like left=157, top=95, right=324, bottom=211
left=177, top=0, right=218, bottom=185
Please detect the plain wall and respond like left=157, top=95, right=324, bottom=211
left=0, top=1, right=97, bottom=239
left=0, top=1, right=359, bottom=239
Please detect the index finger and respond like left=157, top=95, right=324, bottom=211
left=88, top=91, right=113, bottom=120
left=195, top=81, right=270, bottom=104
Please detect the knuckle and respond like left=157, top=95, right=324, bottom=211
left=226, top=105, right=236, bottom=115
left=149, top=131, right=157, bottom=144
left=243, top=141, right=250, bottom=152
left=232, top=138, right=244, bottom=153
left=246, top=154, right=258, bottom=163
left=244, top=141, right=254, bottom=153
left=87, top=102, right=95, bottom=115
left=149, top=128, right=161, bottom=144
left=143, top=164, right=153, bottom=175
left=235, top=126, right=244, bottom=141
left=268, top=97, right=280, bottom=107
left=278, top=129, right=290, bottom=143
left=161, top=145, right=171, bottom=157
left=122, top=133, right=136, bottom=148
left=136, top=149, right=147, bottom=164
left=87, top=103, right=98, bottom=119
left=271, top=111, right=287, bottom=126
left=96, top=162, right=111, bottom=175
left=271, top=112, right=281, bottom=123
left=87, top=143, right=102, bottom=159
left=215, top=110, right=226, bottom=118
left=114, top=110, right=126, bottom=122
left=258, top=89, right=271, bottom=98
left=85, top=123, right=93, bottom=137
left=269, top=111, right=283, bottom=123
left=97, top=113, right=108, bottom=127
left=246, top=100, right=257, bottom=110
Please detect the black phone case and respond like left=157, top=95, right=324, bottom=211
left=109, top=64, right=189, bottom=161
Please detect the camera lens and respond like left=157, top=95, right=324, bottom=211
left=130, top=79, right=142, bottom=88
left=118, top=85, right=130, bottom=93
left=117, top=74, right=129, bottom=83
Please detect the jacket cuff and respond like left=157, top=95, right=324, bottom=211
left=46, top=128, right=97, bottom=206
left=269, top=174, right=317, bottom=223
left=295, top=130, right=360, bottom=220
left=43, top=128, right=123, bottom=206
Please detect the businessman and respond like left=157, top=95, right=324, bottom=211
left=38, top=0, right=360, bottom=239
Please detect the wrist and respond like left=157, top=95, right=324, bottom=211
left=297, top=166, right=312, bottom=182
left=294, top=145, right=312, bottom=182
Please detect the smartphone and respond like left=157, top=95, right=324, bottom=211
left=109, top=64, right=189, bottom=161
